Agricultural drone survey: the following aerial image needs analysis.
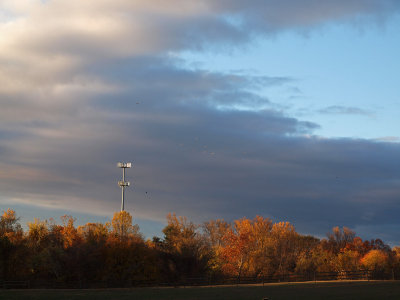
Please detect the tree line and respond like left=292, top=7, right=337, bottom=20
left=0, top=209, right=399, bottom=286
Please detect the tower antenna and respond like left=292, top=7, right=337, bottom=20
left=117, top=162, right=132, bottom=211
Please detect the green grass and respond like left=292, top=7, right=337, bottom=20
left=1, top=281, right=400, bottom=300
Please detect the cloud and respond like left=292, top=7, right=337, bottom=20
left=2, top=1, right=400, bottom=76
left=373, top=136, right=400, bottom=143
left=318, top=105, right=374, bottom=116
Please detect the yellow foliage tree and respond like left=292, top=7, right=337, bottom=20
left=270, top=221, right=298, bottom=276
left=78, top=222, right=110, bottom=244
left=111, top=211, right=141, bottom=240
left=361, top=249, right=388, bottom=271
left=0, top=209, right=23, bottom=243
left=60, top=215, right=81, bottom=248
left=27, top=218, right=49, bottom=247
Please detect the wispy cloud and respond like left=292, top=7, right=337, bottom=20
left=318, top=105, right=374, bottom=116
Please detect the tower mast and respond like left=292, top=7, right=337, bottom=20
left=117, top=162, right=132, bottom=211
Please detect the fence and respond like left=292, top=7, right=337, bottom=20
left=0, top=269, right=390, bottom=289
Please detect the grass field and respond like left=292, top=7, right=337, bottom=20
left=1, top=280, right=400, bottom=300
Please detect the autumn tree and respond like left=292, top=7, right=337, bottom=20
left=103, top=211, right=154, bottom=285
left=333, top=249, right=360, bottom=278
left=203, top=219, right=231, bottom=274
left=158, top=213, right=211, bottom=281
left=0, top=208, right=23, bottom=242
left=28, top=218, right=49, bottom=247
left=325, top=226, right=355, bottom=254
left=60, top=215, right=81, bottom=248
left=247, top=216, right=273, bottom=277
left=392, top=247, right=400, bottom=279
left=269, top=222, right=299, bottom=277
left=77, top=223, right=110, bottom=282
left=294, top=236, right=321, bottom=276
left=361, top=249, right=389, bottom=278
left=111, top=211, right=141, bottom=241
left=203, top=219, right=230, bottom=249
left=218, top=216, right=273, bottom=279
left=344, top=236, right=370, bottom=255
left=26, top=218, right=53, bottom=279
left=0, top=209, right=27, bottom=280
left=219, top=218, right=254, bottom=279
left=78, top=222, right=109, bottom=244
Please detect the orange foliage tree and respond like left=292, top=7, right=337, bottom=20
left=361, top=249, right=389, bottom=277
left=219, top=216, right=274, bottom=279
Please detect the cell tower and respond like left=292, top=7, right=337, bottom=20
left=117, top=162, right=132, bottom=211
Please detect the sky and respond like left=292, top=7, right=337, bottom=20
left=0, top=0, right=399, bottom=244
